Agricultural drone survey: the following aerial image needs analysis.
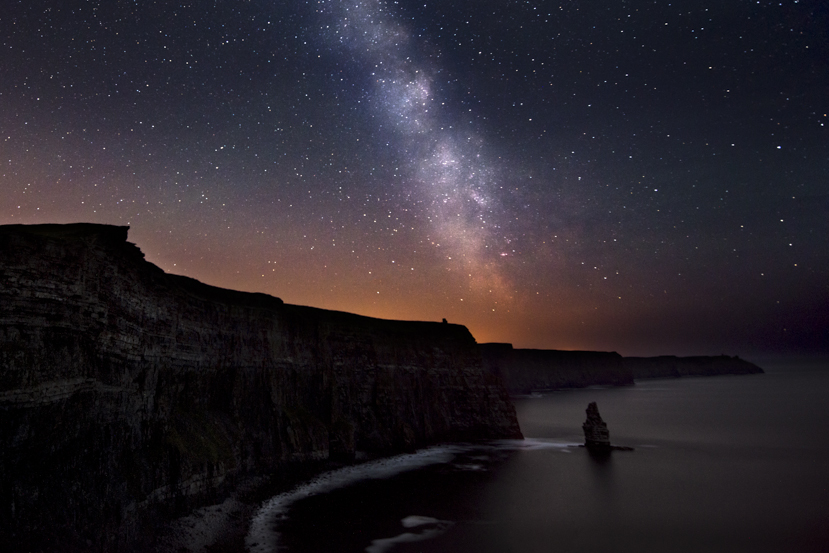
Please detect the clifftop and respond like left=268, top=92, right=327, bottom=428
left=0, top=222, right=131, bottom=240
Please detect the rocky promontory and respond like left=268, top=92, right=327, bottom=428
left=0, top=223, right=522, bottom=551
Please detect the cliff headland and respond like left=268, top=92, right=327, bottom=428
left=0, top=223, right=764, bottom=550
left=479, top=343, right=633, bottom=393
left=0, top=223, right=521, bottom=551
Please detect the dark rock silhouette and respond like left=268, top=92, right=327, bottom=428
left=582, top=402, right=611, bottom=449
left=581, top=402, right=634, bottom=455
left=623, top=355, right=763, bottom=379
left=0, top=223, right=522, bottom=551
left=479, top=343, right=633, bottom=394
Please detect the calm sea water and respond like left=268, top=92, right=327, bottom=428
left=248, top=362, right=829, bottom=553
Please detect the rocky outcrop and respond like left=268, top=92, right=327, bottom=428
left=0, top=223, right=522, bottom=551
left=479, top=343, right=634, bottom=394
left=582, top=402, right=610, bottom=449
left=480, top=344, right=763, bottom=394
left=581, top=402, right=633, bottom=454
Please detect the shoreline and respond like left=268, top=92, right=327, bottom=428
left=154, top=448, right=459, bottom=553
left=154, top=460, right=340, bottom=553
left=158, top=366, right=774, bottom=552
left=155, top=442, right=532, bottom=552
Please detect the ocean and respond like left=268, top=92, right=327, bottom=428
left=245, top=361, right=829, bottom=553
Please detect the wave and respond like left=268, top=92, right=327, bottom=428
left=245, top=439, right=576, bottom=552
left=366, top=515, right=454, bottom=553
left=245, top=446, right=462, bottom=553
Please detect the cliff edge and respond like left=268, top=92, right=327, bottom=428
left=0, top=223, right=521, bottom=551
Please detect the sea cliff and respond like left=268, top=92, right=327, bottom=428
left=479, top=343, right=633, bottom=394
left=481, top=343, right=763, bottom=394
left=0, top=223, right=521, bottom=551
left=623, top=355, right=764, bottom=380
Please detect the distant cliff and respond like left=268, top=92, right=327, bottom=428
left=481, top=343, right=763, bottom=394
left=0, top=223, right=521, bottom=551
left=623, top=355, right=764, bottom=380
left=479, top=343, right=633, bottom=394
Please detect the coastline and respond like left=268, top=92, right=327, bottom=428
left=155, top=447, right=465, bottom=553
left=156, top=360, right=790, bottom=552
left=0, top=223, right=521, bottom=551
left=238, top=366, right=829, bottom=553
left=155, top=459, right=340, bottom=553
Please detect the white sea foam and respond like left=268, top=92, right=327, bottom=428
left=491, top=438, right=580, bottom=451
left=401, top=515, right=440, bottom=528
left=245, top=446, right=462, bottom=553
left=511, top=392, right=544, bottom=399
left=452, top=462, right=486, bottom=471
left=245, top=439, right=571, bottom=552
left=366, top=516, right=453, bottom=553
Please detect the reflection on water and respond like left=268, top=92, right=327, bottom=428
left=586, top=449, right=616, bottom=505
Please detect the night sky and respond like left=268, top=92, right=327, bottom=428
left=2, top=1, right=827, bottom=357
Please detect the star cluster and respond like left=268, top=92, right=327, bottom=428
left=2, top=0, right=827, bottom=356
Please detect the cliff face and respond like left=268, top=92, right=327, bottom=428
left=479, top=343, right=634, bottom=394
left=0, top=223, right=521, bottom=551
left=623, top=355, right=764, bottom=380
left=480, top=344, right=763, bottom=394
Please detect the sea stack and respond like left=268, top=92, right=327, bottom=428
left=582, top=402, right=611, bottom=450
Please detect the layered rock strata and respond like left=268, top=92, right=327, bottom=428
left=479, top=343, right=633, bottom=394
left=623, top=355, right=763, bottom=380
left=581, top=402, right=633, bottom=454
left=0, top=223, right=522, bottom=551
left=582, top=402, right=610, bottom=449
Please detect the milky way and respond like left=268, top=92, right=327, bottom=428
left=317, top=0, right=514, bottom=295
left=1, top=1, right=827, bottom=356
